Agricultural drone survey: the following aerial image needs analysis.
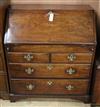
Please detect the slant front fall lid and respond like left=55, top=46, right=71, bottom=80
left=4, top=5, right=96, bottom=45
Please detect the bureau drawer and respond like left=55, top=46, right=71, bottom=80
left=6, top=45, right=94, bottom=53
left=52, top=53, right=93, bottom=63
left=11, top=79, right=89, bottom=95
left=9, top=64, right=91, bottom=78
left=7, top=53, right=49, bottom=63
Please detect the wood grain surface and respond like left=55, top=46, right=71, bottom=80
left=4, top=9, right=96, bottom=44
left=11, top=79, right=89, bottom=95
left=8, top=63, right=91, bottom=78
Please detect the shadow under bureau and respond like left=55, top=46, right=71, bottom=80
left=4, top=5, right=97, bottom=102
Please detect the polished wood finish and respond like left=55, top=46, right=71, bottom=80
left=8, top=52, right=49, bottom=63
left=11, top=79, right=89, bottom=95
left=10, top=4, right=93, bottom=10
left=6, top=45, right=95, bottom=53
left=8, top=64, right=91, bottom=78
left=4, top=9, right=96, bottom=45
left=7, top=52, right=93, bottom=64
left=4, top=5, right=96, bottom=102
left=51, top=53, right=93, bottom=64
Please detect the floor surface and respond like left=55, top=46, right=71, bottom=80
left=0, top=98, right=90, bottom=107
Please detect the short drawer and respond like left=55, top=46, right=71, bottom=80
left=6, top=45, right=94, bottom=53
left=11, top=79, right=89, bottom=95
left=7, top=52, right=49, bottom=63
left=9, top=64, right=91, bottom=78
left=51, top=53, right=93, bottom=63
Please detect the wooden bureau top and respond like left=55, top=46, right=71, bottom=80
left=4, top=5, right=96, bottom=45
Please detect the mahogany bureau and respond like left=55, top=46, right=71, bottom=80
left=4, top=5, right=97, bottom=102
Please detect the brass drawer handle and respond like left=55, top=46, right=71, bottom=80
left=67, top=53, right=76, bottom=62
left=25, top=67, right=35, bottom=75
left=47, top=81, right=53, bottom=86
left=65, top=68, right=76, bottom=75
left=26, top=84, right=35, bottom=91
left=65, top=85, right=75, bottom=91
left=24, top=54, right=33, bottom=62
left=47, top=65, right=53, bottom=71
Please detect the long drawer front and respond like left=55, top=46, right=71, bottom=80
left=11, top=79, right=89, bottom=95
left=9, top=64, right=91, bottom=78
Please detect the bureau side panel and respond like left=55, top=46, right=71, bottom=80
left=92, top=68, right=100, bottom=105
